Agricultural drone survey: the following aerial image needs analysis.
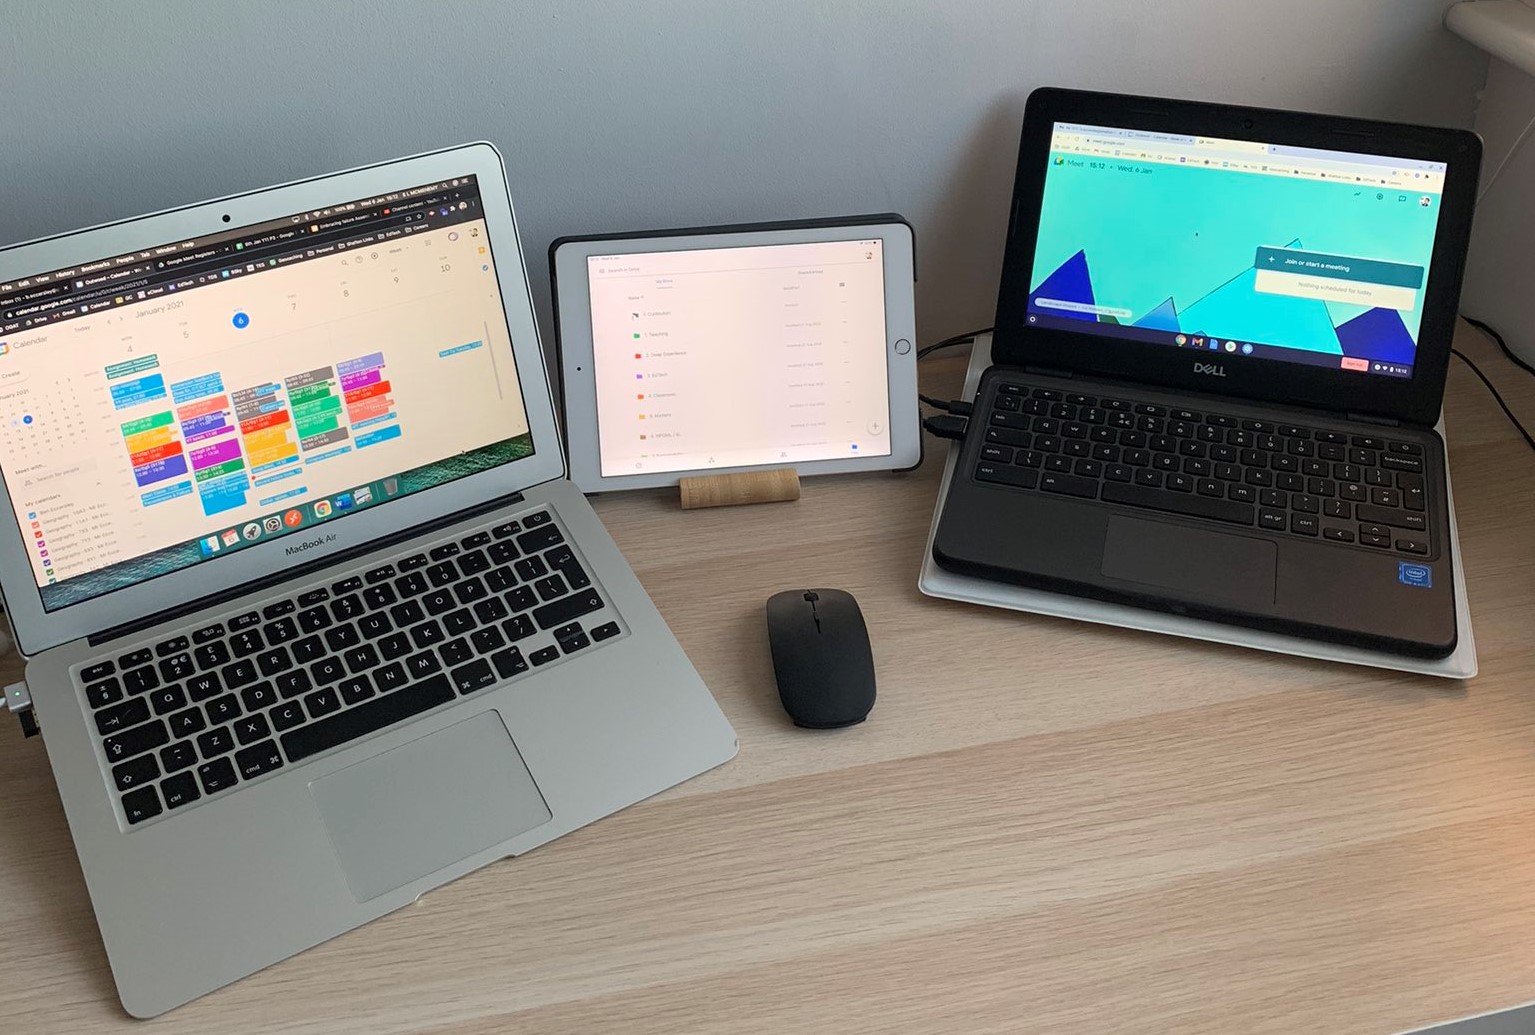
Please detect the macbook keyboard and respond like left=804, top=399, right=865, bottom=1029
left=974, top=381, right=1434, bottom=555
left=75, top=507, right=624, bottom=828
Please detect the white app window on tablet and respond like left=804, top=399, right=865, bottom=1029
left=587, top=240, right=892, bottom=476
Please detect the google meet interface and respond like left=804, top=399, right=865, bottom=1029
left=0, top=176, right=531, bottom=610
left=1028, top=122, right=1447, bottom=379
left=587, top=240, right=892, bottom=477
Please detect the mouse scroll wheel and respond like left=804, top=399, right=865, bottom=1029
left=803, top=591, right=819, bottom=603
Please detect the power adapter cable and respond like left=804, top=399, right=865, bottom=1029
left=4, top=680, right=38, bottom=738
left=922, top=413, right=970, bottom=441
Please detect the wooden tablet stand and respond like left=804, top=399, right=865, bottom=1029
left=679, top=469, right=800, bottom=510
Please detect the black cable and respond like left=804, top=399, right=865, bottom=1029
left=917, top=326, right=993, bottom=361
left=1451, top=348, right=1535, bottom=454
left=1462, top=315, right=1535, bottom=380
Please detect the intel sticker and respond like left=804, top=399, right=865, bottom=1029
left=1398, top=561, right=1432, bottom=588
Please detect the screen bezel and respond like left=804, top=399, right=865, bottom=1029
left=992, top=88, right=1482, bottom=428
left=550, top=216, right=919, bottom=492
left=0, top=142, right=564, bottom=657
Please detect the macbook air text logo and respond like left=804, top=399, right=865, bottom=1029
left=1192, top=362, right=1226, bottom=377
left=286, top=533, right=338, bottom=556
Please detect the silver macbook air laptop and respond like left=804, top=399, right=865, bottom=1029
left=0, top=143, right=737, bottom=1017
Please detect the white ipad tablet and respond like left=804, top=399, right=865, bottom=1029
left=550, top=215, right=918, bottom=492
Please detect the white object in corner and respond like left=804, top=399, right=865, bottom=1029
left=1446, top=1, right=1535, bottom=79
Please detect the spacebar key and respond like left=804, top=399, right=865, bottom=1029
left=281, top=674, right=455, bottom=761
left=1100, top=482, right=1255, bottom=525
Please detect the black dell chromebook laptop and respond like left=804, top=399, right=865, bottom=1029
left=933, top=89, right=1481, bottom=658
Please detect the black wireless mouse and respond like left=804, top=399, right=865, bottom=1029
left=765, top=588, right=876, bottom=729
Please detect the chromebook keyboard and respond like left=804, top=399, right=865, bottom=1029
left=973, top=380, right=1435, bottom=556
left=75, top=506, right=623, bottom=828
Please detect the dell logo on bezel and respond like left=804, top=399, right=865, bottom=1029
left=1193, top=362, right=1226, bottom=377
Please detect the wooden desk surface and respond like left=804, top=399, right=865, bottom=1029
left=3, top=322, right=1533, bottom=1034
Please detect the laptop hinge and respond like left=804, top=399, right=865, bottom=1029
left=1345, top=412, right=1400, bottom=427
left=87, top=491, right=525, bottom=648
left=1023, top=365, right=1075, bottom=379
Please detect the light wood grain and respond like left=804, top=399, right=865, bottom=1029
left=2, top=321, right=1533, bottom=1033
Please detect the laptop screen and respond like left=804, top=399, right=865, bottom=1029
left=0, top=175, right=532, bottom=611
left=1027, top=122, right=1447, bottom=381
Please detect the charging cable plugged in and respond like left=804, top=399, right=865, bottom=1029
left=5, top=680, right=38, bottom=738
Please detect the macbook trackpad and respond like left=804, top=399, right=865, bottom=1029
left=310, top=710, right=552, bottom=902
left=1100, top=516, right=1277, bottom=608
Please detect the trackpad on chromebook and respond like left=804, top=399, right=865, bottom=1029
left=310, top=710, right=552, bottom=902
left=1100, top=515, right=1277, bottom=608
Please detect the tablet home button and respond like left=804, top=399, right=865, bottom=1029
left=894, top=338, right=912, bottom=355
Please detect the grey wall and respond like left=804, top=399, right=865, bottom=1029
left=1, top=0, right=1489, bottom=350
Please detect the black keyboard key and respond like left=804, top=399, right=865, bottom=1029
left=156, top=635, right=189, bottom=658
left=1389, top=441, right=1424, bottom=456
left=304, top=687, right=341, bottom=717
left=1396, top=538, right=1429, bottom=555
left=262, top=600, right=295, bottom=620
left=379, top=632, right=412, bottom=660
left=298, top=606, right=332, bottom=633
left=344, top=644, right=381, bottom=673
left=1167, top=474, right=1193, bottom=493
left=1259, top=509, right=1287, bottom=531
left=1359, top=532, right=1391, bottom=548
left=517, top=525, right=565, bottom=555
left=311, top=657, right=346, bottom=685
left=230, top=630, right=264, bottom=657
left=488, top=539, right=520, bottom=565
left=270, top=700, right=306, bottom=731
left=458, top=550, right=492, bottom=576
left=396, top=571, right=429, bottom=598
left=197, top=725, right=235, bottom=758
left=240, top=681, right=279, bottom=713
left=292, top=635, right=326, bottom=665
left=234, top=712, right=271, bottom=746
left=1380, top=452, right=1423, bottom=473
left=121, top=785, right=163, bottom=825
left=533, top=574, right=569, bottom=602
left=198, top=757, right=238, bottom=795
left=410, top=620, right=446, bottom=649
left=532, top=589, right=604, bottom=631
left=1135, top=403, right=1166, bottom=416
left=168, top=706, right=206, bottom=739
left=1228, top=485, right=1256, bottom=504
left=161, top=771, right=201, bottom=809
left=440, top=638, right=475, bottom=667
left=1045, top=456, right=1072, bottom=474
left=474, top=597, right=509, bottom=626
left=1073, top=459, right=1102, bottom=479
left=523, top=510, right=553, bottom=527
left=491, top=647, right=529, bottom=679
left=470, top=625, right=505, bottom=654
left=452, top=577, right=489, bottom=605
left=1371, top=487, right=1401, bottom=507
left=358, top=612, right=392, bottom=639
left=1292, top=495, right=1319, bottom=515
left=332, top=595, right=365, bottom=621
left=514, top=556, right=549, bottom=581
left=123, top=666, right=160, bottom=695
left=1105, top=464, right=1132, bottom=483
left=1134, top=469, right=1162, bottom=487
left=375, top=662, right=410, bottom=692
left=503, top=614, right=537, bottom=642
left=112, top=753, right=159, bottom=792
left=324, top=624, right=361, bottom=652
left=561, top=632, right=592, bottom=654
left=1325, top=500, right=1352, bottom=520
left=282, top=674, right=456, bottom=762
left=1323, top=527, right=1355, bottom=543
left=1276, top=474, right=1304, bottom=492
left=103, top=720, right=169, bottom=763
left=591, top=621, right=621, bottom=642
left=462, top=530, right=493, bottom=550
left=206, top=693, right=241, bottom=725
left=223, top=659, right=259, bottom=689
left=363, top=584, right=397, bottom=610
left=257, top=647, right=293, bottom=677
left=406, top=650, right=442, bottom=679
left=86, top=677, right=125, bottom=710
left=1101, top=481, right=1256, bottom=526
left=492, top=520, right=522, bottom=539
left=81, top=660, right=116, bottom=682
left=452, top=659, right=497, bottom=695
left=365, top=564, right=397, bottom=584
left=150, top=685, right=188, bottom=715
left=444, top=608, right=476, bottom=637
left=235, top=740, right=285, bottom=781
left=1291, top=514, right=1320, bottom=536
left=398, top=552, right=430, bottom=571
left=422, top=589, right=455, bottom=616
left=332, top=576, right=364, bottom=595
left=506, top=586, right=538, bottom=613
left=390, top=599, right=427, bottom=627
left=1354, top=504, right=1426, bottom=531
left=429, top=542, right=461, bottom=561
left=229, top=611, right=261, bottom=632
left=1039, top=472, right=1098, bottom=499
left=277, top=669, right=313, bottom=698
left=266, top=617, right=299, bottom=645
left=119, top=647, right=153, bottom=669
left=1196, top=480, right=1222, bottom=498
left=339, top=675, right=375, bottom=706
left=297, top=588, right=330, bottom=607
